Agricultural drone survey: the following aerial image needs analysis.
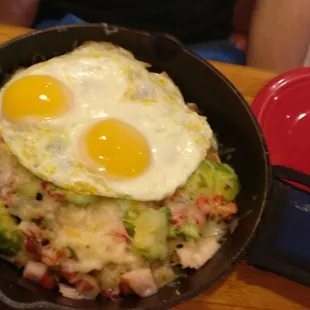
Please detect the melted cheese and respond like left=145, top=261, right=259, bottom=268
left=52, top=200, right=139, bottom=273
left=0, top=142, right=143, bottom=274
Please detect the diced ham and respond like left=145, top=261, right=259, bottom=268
left=23, top=261, right=47, bottom=284
left=121, top=269, right=158, bottom=298
left=176, top=236, right=220, bottom=269
left=195, top=195, right=238, bottom=219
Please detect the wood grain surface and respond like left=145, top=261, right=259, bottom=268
left=0, top=24, right=309, bottom=310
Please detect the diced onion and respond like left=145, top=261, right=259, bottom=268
left=23, top=261, right=47, bottom=284
left=59, top=284, right=86, bottom=300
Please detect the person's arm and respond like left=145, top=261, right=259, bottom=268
left=247, top=0, right=310, bottom=72
left=0, top=0, right=39, bottom=27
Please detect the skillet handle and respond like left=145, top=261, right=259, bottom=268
left=247, top=165, right=310, bottom=286
left=272, top=165, right=310, bottom=188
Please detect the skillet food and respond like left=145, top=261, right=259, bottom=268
left=0, top=41, right=240, bottom=301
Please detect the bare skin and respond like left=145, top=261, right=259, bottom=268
left=247, top=0, right=310, bottom=72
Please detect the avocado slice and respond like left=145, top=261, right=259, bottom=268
left=133, top=208, right=169, bottom=261
left=183, top=158, right=240, bottom=201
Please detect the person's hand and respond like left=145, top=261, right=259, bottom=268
left=0, top=0, right=39, bottom=27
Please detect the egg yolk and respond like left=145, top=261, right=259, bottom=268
left=84, top=119, right=151, bottom=178
left=2, top=75, right=71, bottom=122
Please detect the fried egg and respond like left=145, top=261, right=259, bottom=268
left=0, top=42, right=212, bottom=201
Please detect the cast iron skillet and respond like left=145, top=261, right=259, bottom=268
left=0, top=24, right=270, bottom=310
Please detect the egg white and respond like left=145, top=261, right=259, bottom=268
left=0, top=42, right=212, bottom=201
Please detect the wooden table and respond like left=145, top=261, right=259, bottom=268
left=0, top=24, right=310, bottom=310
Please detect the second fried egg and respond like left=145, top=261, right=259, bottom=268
left=0, top=42, right=212, bottom=201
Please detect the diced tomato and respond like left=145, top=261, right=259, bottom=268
left=41, top=182, right=48, bottom=190
left=171, top=213, right=187, bottom=227
left=41, top=182, right=65, bottom=201
left=207, top=152, right=221, bottom=163
left=48, top=192, right=65, bottom=201
left=39, top=271, right=59, bottom=290
left=25, top=237, right=40, bottom=256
